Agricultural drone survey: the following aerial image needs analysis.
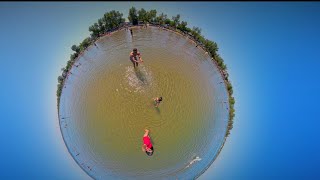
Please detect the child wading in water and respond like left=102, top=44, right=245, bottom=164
left=142, top=129, right=154, bottom=156
left=153, top=97, right=163, bottom=107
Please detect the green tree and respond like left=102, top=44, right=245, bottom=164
left=172, top=14, right=180, bottom=28
left=192, top=26, right=202, bottom=35
left=66, top=59, right=73, bottom=71
left=156, top=13, right=167, bottom=25
left=169, top=20, right=176, bottom=27
left=191, top=26, right=202, bottom=41
left=103, top=10, right=125, bottom=31
left=61, top=66, right=68, bottom=77
left=79, top=37, right=91, bottom=51
left=198, top=35, right=206, bottom=44
left=220, top=63, right=227, bottom=71
left=185, top=27, right=191, bottom=33
left=71, top=45, right=80, bottom=53
left=61, top=67, right=66, bottom=73
left=57, top=84, right=63, bottom=97
left=128, top=7, right=138, bottom=25
left=89, top=22, right=100, bottom=38
left=229, top=96, right=235, bottom=105
left=148, top=9, right=157, bottom=23
left=97, top=18, right=105, bottom=34
left=103, top=12, right=114, bottom=31
left=138, top=8, right=147, bottom=23
left=229, top=107, right=235, bottom=120
left=227, top=82, right=233, bottom=95
left=58, top=76, right=64, bottom=83
left=177, top=21, right=187, bottom=31
left=70, top=53, right=78, bottom=61
left=204, top=39, right=218, bottom=56
left=164, top=18, right=171, bottom=25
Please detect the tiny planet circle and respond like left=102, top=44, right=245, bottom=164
left=57, top=11, right=234, bottom=179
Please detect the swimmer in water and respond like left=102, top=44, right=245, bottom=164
left=153, top=97, right=163, bottom=107
left=142, top=129, right=154, bottom=156
left=129, top=48, right=143, bottom=68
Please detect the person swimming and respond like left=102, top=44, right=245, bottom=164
left=142, top=129, right=154, bottom=156
left=129, top=48, right=143, bottom=68
left=153, top=97, right=163, bottom=107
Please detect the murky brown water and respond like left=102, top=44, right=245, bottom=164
left=59, top=26, right=229, bottom=179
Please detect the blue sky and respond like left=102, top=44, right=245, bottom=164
left=1, top=2, right=320, bottom=179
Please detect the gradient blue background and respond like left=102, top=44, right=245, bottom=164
left=1, top=2, right=320, bottom=179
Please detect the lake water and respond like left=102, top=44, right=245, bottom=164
left=59, top=26, right=229, bottom=179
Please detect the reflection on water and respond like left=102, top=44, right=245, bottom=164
left=59, top=26, right=229, bottom=179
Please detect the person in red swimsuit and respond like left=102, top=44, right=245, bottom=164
left=142, top=129, right=154, bottom=156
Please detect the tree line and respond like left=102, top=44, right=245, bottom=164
left=57, top=7, right=235, bottom=137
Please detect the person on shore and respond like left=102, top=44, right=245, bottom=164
left=142, top=129, right=154, bottom=156
left=129, top=48, right=143, bottom=68
left=153, top=97, right=163, bottom=107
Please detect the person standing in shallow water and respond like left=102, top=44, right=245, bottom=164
left=142, top=129, right=154, bottom=156
left=130, top=28, right=133, bottom=36
left=153, top=97, right=163, bottom=107
left=129, top=48, right=143, bottom=68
